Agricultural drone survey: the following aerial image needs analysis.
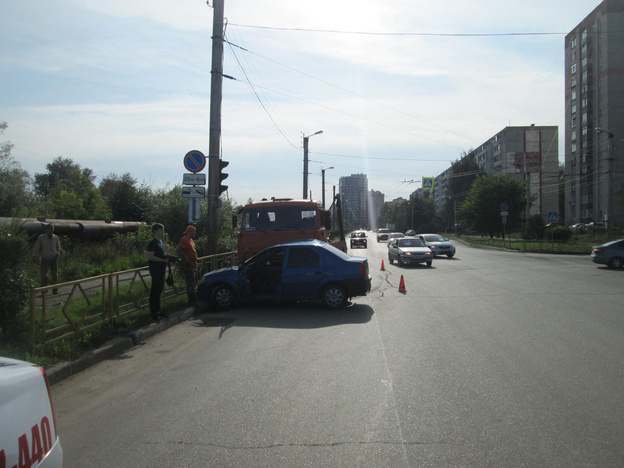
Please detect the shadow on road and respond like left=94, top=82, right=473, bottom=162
left=192, top=301, right=374, bottom=331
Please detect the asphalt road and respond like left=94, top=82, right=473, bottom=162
left=53, top=235, right=624, bottom=467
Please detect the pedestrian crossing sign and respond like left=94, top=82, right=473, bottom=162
left=422, top=177, right=434, bottom=190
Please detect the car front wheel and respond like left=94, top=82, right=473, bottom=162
left=210, top=284, right=236, bottom=310
left=447, top=253, right=454, bottom=258
left=608, top=256, right=624, bottom=268
left=322, top=284, right=348, bottom=309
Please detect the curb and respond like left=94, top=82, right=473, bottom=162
left=47, top=305, right=197, bottom=386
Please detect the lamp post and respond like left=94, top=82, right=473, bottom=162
left=303, top=130, right=323, bottom=199
left=321, top=166, right=334, bottom=209
left=596, top=127, right=614, bottom=237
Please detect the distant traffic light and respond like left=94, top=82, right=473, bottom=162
left=219, top=160, right=229, bottom=196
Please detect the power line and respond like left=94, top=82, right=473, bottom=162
left=228, top=24, right=569, bottom=37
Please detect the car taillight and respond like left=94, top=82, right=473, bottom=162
left=359, top=262, right=367, bottom=277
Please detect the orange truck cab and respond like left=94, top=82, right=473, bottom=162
left=236, top=197, right=345, bottom=262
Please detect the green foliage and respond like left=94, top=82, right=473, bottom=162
left=459, top=174, right=526, bottom=237
left=0, top=122, right=33, bottom=217
left=551, top=226, right=573, bottom=241
left=378, top=194, right=440, bottom=233
left=525, top=214, right=546, bottom=240
left=34, top=156, right=96, bottom=198
left=143, top=185, right=189, bottom=240
left=441, top=151, right=483, bottom=230
left=0, top=222, right=33, bottom=343
left=99, top=173, right=148, bottom=221
left=34, top=157, right=112, bottom=220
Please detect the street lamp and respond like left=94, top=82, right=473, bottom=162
left=321, top=166, right=334, bottom=209
left=303, top=130, right=323, bottom=199
left=596, top=127, right=615, bottom=236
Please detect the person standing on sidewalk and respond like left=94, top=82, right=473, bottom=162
left=32, top=223, right=61, bottom=294
left=177, top=225, right=199, bottom=306
left=146, top=223, right=170, bottom=322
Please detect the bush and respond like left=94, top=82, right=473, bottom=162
left=525, top=214, right=546, bottom=240
left=551, top=226, right=573, bottom=241
left=0, top=223, right=32, bottom=343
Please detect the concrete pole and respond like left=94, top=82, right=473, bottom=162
left=207, top=0, right=224, bottom=254
left=303, top=136, right=309, bottom=199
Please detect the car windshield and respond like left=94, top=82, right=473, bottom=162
left=398, top=238, right=425, bottom=248
left=424, top=234, right=446, bottom=242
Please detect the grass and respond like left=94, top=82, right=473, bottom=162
left=1, top=282, right=189, bottom=368
left=450, top=230, right=618, bottom=255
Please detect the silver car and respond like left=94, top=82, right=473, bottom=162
left=591, top=238, right=624, bottom=268
left=388, top=237, right=433, bottom=267
left=418, top=234, right=456, bottom=258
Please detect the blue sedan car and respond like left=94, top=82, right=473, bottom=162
left=198, top=239, right=372, bottom=310
left=591, top=238, right=624, bottom=268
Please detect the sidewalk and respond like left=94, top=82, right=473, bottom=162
left=46, top=304, right=198, bottom=385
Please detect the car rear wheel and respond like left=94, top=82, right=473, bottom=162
left=322, top=284, right=348, bottom=309
left=210, top=284, right=236, bottom=310
left=608, top=256, right=624, bottom=268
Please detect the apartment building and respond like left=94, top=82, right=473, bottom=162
left=339, top=173, right=368, bottom=229
left=564, top=0, right=624, bottom=228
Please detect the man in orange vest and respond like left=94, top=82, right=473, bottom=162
left=177, top=225, right=199, bottom=305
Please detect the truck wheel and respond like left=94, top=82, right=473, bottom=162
left=322, top=284, right=348, bottom=309
left=210, top=284, right=236, bottom=310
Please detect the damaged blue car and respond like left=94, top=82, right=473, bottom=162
left=197, top=239, right=372, bottom=310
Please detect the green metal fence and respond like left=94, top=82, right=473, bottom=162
left=28, top=251, right=237, bottom=352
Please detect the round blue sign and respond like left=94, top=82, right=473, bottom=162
left=500, top=202, right=509, bottom=211
left=184, top=150, right=206, bottom=173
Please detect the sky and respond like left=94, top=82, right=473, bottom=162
left=0, top=0, right=602, bottom=208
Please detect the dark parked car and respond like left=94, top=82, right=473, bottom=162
left=198, top=239, right=372, bottom=310
left=388, top=237, right=433, bottom=267
left=417, top=233, right=456, bottom=258
left=591, top=239, right=624, bottom=268
left=350, top=231, right=367, bottom=249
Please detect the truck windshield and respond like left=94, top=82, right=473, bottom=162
left=241, top=206, right=317, bottom=230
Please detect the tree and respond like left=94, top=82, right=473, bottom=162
left=459, top=174, right=526, bottom=237
left=34, top=157, right=111, bottom=220
left=99, top=173, right=148, bottom=221
left=441, top=151, right=483, bottom=231
left=0, top=122, right=33, bottom=217
left=378, top=193, right=439, bottom=233
left=34, top=156, right=95, bottom=199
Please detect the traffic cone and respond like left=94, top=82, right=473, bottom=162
left=381, top=259, right=385, bottom=271
left=398, top=275, right=406, bottom=294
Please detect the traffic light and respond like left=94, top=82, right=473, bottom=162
left=219, top=160, right=229, bottom=196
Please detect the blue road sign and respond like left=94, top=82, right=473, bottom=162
left=184, top=150, right=206, bottom=173
left=548, top=212, right=559, bottom=223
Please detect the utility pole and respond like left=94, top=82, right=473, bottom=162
left=302, top=130, right=322, bottom=199
left=207, top=0, right=224, bottom=254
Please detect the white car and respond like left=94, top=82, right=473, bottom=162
left=388, top=237, right=433, bottom=267
left=417, top=234, right=456, bottom=258
left=0, top=357, right=63, bottom=467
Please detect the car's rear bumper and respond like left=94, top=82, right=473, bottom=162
left=344, top=276, right=371, bottom=297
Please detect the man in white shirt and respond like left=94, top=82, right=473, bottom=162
left=32, top=224, right=62, bottom=294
